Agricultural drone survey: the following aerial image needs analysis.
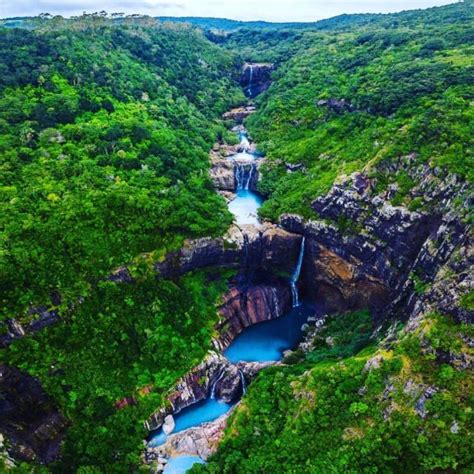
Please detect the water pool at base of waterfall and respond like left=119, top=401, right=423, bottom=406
left=148, top=398, right=234, bottom=447
left=224, top=302, right=314, bottom=363
left=228, top=189, right=263, bottom=226
left=163, top=455, right=205, bottom=473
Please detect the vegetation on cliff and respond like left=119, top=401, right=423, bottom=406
left=0, top=16, right=242, bottom=471
left=237, top=2, right=474, bottom=219
left=197, top=311, right=473, bottom=473
left=0, top=19, right=243, bottom=321
left=0, top=3, right=473, bottom=473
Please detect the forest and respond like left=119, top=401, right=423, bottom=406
left=1, top=2, right=473, bottom=472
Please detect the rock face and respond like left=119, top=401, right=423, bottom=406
left=155, top=223, right=303, bottom=280
left=0, top=365, right=68, bottom=464
left=280, top=159, right=473, bottom=324
left=146, top=351, right=272, bottom=432
left=215, top=283, right=291, bottom=350
left=222, top=105, right=256, bottom=123
left=209, top=154, right=236, bottom=191
left=241, top=63, right=274, bottom=97
left=209, top=134, right=263, bottom=194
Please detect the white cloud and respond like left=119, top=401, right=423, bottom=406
left=1, top=0, right=457, bottom=22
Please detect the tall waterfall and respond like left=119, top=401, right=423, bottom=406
left=235, top=163, right=256, bottom=191
left=290, top=237, right=305, bottom=307
left=247, top=64, right=254, bottom=96
left=239, top=369, right=247, bottom=395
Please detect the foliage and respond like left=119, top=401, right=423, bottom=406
left=2, top=270, right=231, bottom=471
left=196, top=312, right=474, bottom=473
left=234, top=2, right=473, bottom=220
left=0, top=21, right=244, bottom=320
left=0, top=16, right=243, bottom=472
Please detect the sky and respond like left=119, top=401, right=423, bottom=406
left=1, top=0, right=457, bottom=22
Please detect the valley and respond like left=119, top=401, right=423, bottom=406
left=0, top=3, right=472, bottom=473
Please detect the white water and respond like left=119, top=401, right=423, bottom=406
left=228, top=190, right=263, bottom=226
left=239, top=131, right=250, bottom=151
left=229, top=127, right=263, bottom=226
left=247, top=64, right=254, bottom=96
left=239, top=369, right=246, bottom=395
left=210, top=370, right=225, bottom=399
left=290, top=237, right=305, bottom=307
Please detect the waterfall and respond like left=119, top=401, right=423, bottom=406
left=247, top=64, right=254, bottom=96
left=290, top=237, right=305, bottom=308
left=245, top=164, right=255, bottom=190
left=235, top=163, right=256, bottom=191
left=210, top=369, right=225, bottom=399
left=235, top=164, right=245, bottom=190
left=239, top=369, right=247, bottom=395
left=243, top=233, right=250, bottom=268
left=240, top=131, right=250, bottom=151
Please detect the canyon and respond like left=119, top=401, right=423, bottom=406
left=1, top=58, right=472, bottom=471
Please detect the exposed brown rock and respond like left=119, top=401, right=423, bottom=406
left=215, top=283, right=291, bottom=350
left=222, top=106, right=256, bottom=123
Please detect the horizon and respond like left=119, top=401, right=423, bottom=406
left=1, top=0, right=458, bottom=23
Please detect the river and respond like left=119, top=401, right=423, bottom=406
left=148, top=124, right=312, bottom=474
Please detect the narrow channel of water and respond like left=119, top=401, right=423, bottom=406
left=148, top=398, right=233, bottom=447
left=147, top=124, right=313, bottom=472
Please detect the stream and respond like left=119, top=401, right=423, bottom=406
left=149, top=121, right=312, bottom=473
left=227, top=130, right=264, bottom=226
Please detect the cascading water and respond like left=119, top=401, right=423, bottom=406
left=235, top=164, right=244, bottom=190
left=290, top=237, right=305, bottom=308
left=272, top=287, right=280, bottom=317
left=210, top=370, right=225, bottom=399
left=239, top=131, right=250, bottom=151
left=245, top=163, right=255, bottom=190
left=235, top=163, right=256, bottom=191
left=247, top=64, right=254, bottom=96
left=239, top=369, right=247, bottom=395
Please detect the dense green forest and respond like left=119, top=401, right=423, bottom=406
left=196, top=312, right=474, bottom=473
left=0, top=2, right=473, bottom=472
left=0, top=19, right=243, bottom=320
left=0, top=17, right=243, bottom=471
left=237, top=2, right=474, bottom=219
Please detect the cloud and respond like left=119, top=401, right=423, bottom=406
left=1, top=0, right=456, bottom=21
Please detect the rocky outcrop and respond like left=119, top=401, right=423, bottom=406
left=280, top=158, right=472, bottom=324
left=241, top=63, right=274, bottom=97
left=209, top=154, right=235, bottom=191
left=215, top=283, right=291, bottom=350
left=316, top=98, right=356, bottom=114
left=209, top=132, right=263, bottom=193
left=145, top=407, right=236, bottom=464
left=0, top=365, right=68, bottom=464
left=222, top=105, right=256, bottom=123
left=146, top=352, right=271, bottom=432
left=155, top=223, right=302, bottom=279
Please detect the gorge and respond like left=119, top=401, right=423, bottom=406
left=144, top=89, right=318, bottom=471
left=0, top=5, right=472, bottom=473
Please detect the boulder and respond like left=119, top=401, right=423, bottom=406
left=162, top=415, right=175, bottom=435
